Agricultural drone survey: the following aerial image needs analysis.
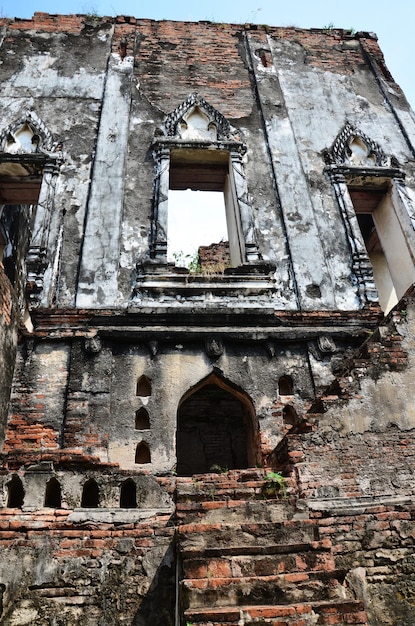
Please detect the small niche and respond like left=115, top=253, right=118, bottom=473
left=6, top=475, right=24, bottom=508
left=44, top=477, right=62, bottom=508
left=81, top=479, right=99, bottom=508
left=278, top=375, right=293, bottom=396
left=135, top=442, right=151, bottom=464
left=259, top=49, right=272, bottom=67
left=135, top=407, right=150, bottom=430
left=120, top=478, right=137, bottom=508
left=283, top=405, right=298, bottom=426
left=136, top=375, right=151, bottom=397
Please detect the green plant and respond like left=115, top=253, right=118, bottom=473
left=323, top=22, right=335, bottom=32
left=172, top=250, right=201, bottom=273
left=210, top=463, right=228, bottom=474
left=262, top=471, right=287, bottom=498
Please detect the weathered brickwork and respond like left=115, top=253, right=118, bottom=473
left=0, top=508, right=175, bottom=625
left=0, top=12, right=415, bottom=626
left=198, top=241, right=231, bottom=272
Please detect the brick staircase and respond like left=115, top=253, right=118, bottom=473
left=176, top=469, right=367, bottom=626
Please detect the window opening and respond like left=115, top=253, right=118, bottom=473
left=325, top=124, right=415, bottom=312
left=7, top=475, right=24, bottom=508
left=135, top=407, right=150, bottom=430
left=167, top=149, right=244, bottom=269
left=81, top=479, right=99, bottom=508
left=149, top=94, right=261, bottom=268
left=176, top=375, right=258, bottom=476
left=44, top=477, right=62, bottom=508
left=0, top=114, right=61, bottom=304
left=0, top=205, right=20, bottom=284
left=167, top=189, right=227, bottom=268
left=136, top=375, right=151, bottom=397
left=278, top=375, right=293, bottom=396
left=0, top=166, right=42, bottom=287
left=120, top=479, right=137, bottom=508
left=135, top=442, right=151, bottom=464
left=349, top=185, right=414, bottom=313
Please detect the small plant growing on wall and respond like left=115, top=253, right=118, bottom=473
left=262, top=471, right=287, bottom=499
left=172, top=250, right=201, bottom=273
left=210, top=464, right=228, bottom=474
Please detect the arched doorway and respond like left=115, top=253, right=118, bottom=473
left=176, top=373, right=258, bottom=476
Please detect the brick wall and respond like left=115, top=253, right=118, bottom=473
left=198, top=241, right=230, bottom=273
left=0, top=507, right=175, bottom=625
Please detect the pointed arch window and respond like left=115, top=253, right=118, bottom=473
left=176, top=372, right=259, bottom=476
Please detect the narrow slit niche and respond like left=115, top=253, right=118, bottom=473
left=44, top=477, right=62, bottom=508
left=81, top=478, right=99, bottom=508
left=135, top=442, right=151, bottom=464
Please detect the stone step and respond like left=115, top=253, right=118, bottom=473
left=175, top=469, right=269, bottom=489
left=182, top=548, right=335, bottom=579
left=180, top=539, right=331, bottom=560
left=175, top=470, right=293, bottom=504
left=176, top=499, right=299, bottom=525
left=177, top=482, right=290, bottom=502
left=183, top=600, right=367, bottom=624
left=180, top=570, right=347, bottom=609
left=178, top=520, right=320, bottom=555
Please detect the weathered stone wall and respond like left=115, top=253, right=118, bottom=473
left=1, top=14, right=414, bottom=310
left=0, top=507, right=176, bottom=626
left=1, top=12, right=415, bottom=626
left=0, top=265, right=18, bottom=444
left=5, top=308, right=381, bottom=472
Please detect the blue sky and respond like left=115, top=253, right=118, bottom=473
left=2, top=0, right=414, bottom=109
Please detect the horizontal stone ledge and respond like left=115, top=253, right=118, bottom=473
left=28, top=307, right=382, bottom=329
left=308, top=494, right=414, bottom=515
left=28, top=326, right=374, bottom=343
left=184, top=598, right=366, bottom=621
left=67, top=507, right=173, bottom=523
left=180, top=540, right=333, bottom=559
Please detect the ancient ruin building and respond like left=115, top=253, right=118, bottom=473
left=1, top=11, right=415, bottom=625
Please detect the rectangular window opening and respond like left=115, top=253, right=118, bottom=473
left=0, top=162, right=43, bottom=286
left=167, top=149, right=243, bottom=271
left=350, top=185, right=414, bottom=313
left=168, top=189, right=229, bottom=270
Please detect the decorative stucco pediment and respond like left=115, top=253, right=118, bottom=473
left=325, top=122, right=395, bottom=168
left=0, top=111, right=60, bottom=156
left=159, top=93, right=241, bottom=142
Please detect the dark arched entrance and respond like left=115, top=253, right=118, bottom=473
left=176, top=374, right=258, bottom=476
